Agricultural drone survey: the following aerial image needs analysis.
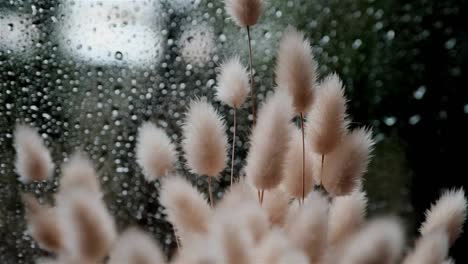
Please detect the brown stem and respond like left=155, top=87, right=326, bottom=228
left=320, top=154, right=325, bottom=186
left=208, top=177, right=214, bottom=207
left=174, top=231, right=180, bottom=248
left=230, top=110, right=237, bottom=186
left=260, top=189, right=264, bottom=205
left=300, top=112, right=305, bottom=203
left=246, top=26, right=256, bottom=125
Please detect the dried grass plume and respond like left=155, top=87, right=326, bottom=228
left=182, top=99, right=228, bottom=177
left=108, top=227, right=166, bottom=264
left=224, top=0, right=262, bottom=27
left=282, top=127, right=315, bottom=198
left=307, top=73, right=348, bottom=155
left=136, top=122, right=177, bottom=181
left=22, top=194, right=63, bottom=253
left=276, top=27, right=317, bottom=114
left=159, top=176, right=212, bottom=244
left=328, top=191, right=367, bottom=246
left=420, top=188, right=467, bottom=245
left=321, top=127, right=374, bottom=196
left=60, top=152, right=101, bottom=196
left=245, top=89, right=293, bottom=190
left=58, top=189, right=117, bottom=262
left=14, top=125, right=54, bottom=183
left=402, top=230, right=449, bottom=264
left=286, top=192, right=329, bottom=263
left=216, top=57, right=250, bottom=108
left=339, top=218, right=404, bottom=264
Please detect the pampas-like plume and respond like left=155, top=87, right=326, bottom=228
left=182, top=98, right=228, bottom=205
left=420, top=188, right=467, bottom=245
left=58, top=189, right=116, bottom=262
left=59, top=152, right=101, bottom=196
left=307, top=73, right=348, bottom=156
left=136, top=122, right=177, bottom=181
left=286, top=192, right=329, bottom=263
left=216, top=57, right=250, bottom=109
left=22, top=194, right=63, bottom=253
left=159, top=176, right=211, bottom=245
left=182, top=98, right=228, bottom=177
left=328, top=191, right=367, bottom=246
left=254, top=229, right=309, bottom=264
left=321, top=127, right=374, bottom=196
left=276, top=27, right=317, bottom=201
left=216, top=57, right=250, bottom=185
left=217, top=177, right=256, bottom=210
left=224, top=0, right=262, bottom=27
left=339, top=218, right=404, bottom=264
left=282, top=127, right=315, bottom=199
left=14, top=125, right=54, bottom=183
left=245, top=89, right=293, bottom=193
left=172, top=236, right=225, bottom=264
left=402, top=230, right=449, bottom=264
left=211, top=214, right=253, bottom=264
left=276, top=27, right=317, bottom=114
left=108, top=227, right=166, bottom=264
left=262, top=188, right=290, bottom=227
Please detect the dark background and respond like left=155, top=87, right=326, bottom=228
left=0, top=0, right=467, bottom=262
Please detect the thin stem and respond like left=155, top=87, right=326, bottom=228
left=300, top=112, right=305, bottom=203
left=208, top=177, right=214, bottom=207
left=230, top=109, right=237, bottom=186
left=260, top=189, right=264, bottom=205
left=174, top=231, right=180, bottom=248
left=246, top=26, right=256, bottom=125
left=257, top=189, right=261, bottom=202
left=320, top=154, right=325, bottom=186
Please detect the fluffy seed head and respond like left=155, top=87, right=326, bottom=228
left=322, top=127, right=374, bottom=196
left=339, top=218, right=404, bottom=264
left=307, top=73, right=348, bottom=155
left=402, top=230, right=449, bottom=264
left=108, top=227, right=165, bottom=264
left=217, top=177, right=256, bottom=210
left=216, top=57, right=250, bottom=108
left=159, top=176, right=211, bottom=244
left=286, top=192, right=329, bottom=263
left=262, top=188, right=290, bottom=227
left=182, top=98, right=228, bottom=177
left=59, top=152, right=101, bottom=196
left=22, top=194, right=63, bottom=253
left=14, top=125, right=54, bottom=183
left=211, top=214, right=253, bottom=264
left=420, top=188, right=467, bottom=245
left=276, top=27, right=317, bottom=114
left=224, top=0, right=262, bottom=27
left=136, top=122, right=177, bottom=181
left=328, top=191, right=368, bottom=246
left=254, top=229, right=309, bottom=264
left=245, top=89, right=293, bottom=190
left=58, top=189, right=116, bottom=262
left=282, top=127, right=315, bottom=198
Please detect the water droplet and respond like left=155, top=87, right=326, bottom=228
left=115, top=51, right=123, bottom=60
left=384, top=116, right=397, bottom=126
left=413, top=86, right=426, bottom=100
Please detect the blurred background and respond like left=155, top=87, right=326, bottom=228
left=0, top=0, right=466, bottom=262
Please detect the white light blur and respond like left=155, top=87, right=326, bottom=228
left=179, top=24, right=216, bottom=66
left=57, top=0, right=165, bottom=67
left=0, top=12, right=38, bottom=55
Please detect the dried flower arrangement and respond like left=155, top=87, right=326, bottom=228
left=13, top=0, right=466, bottom=263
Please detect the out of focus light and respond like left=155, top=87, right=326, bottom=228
left=0, top=12, right=38, bottom=54
left=57, top=0, right=165, bottom=67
